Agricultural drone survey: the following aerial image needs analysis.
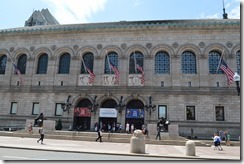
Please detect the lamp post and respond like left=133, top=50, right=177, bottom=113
left=61, top=95, right=72, bottom=113
left=233, top=72, right=240, bottom=96
left=116, top=96, right=126, bottom=113
left=88, top=95, right=99, bottom=112
left=144, top=96, right=156, bottom=116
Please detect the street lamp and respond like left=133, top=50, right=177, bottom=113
left=88, top=95, right=99, bottom=112
left=144, top=96, right=156, bottom=116
left=61, top=95, right=72, bottom=113
left=233, top=72, right=240, bottom=96
left=116, top=96, right=126, bottom=113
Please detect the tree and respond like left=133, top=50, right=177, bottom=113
left=55, top=119, right=62, bottom=130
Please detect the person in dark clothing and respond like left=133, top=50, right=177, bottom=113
left=34, top=113, right=45, bottom=127
left=37, top=127, right=45, bottom=144
left=155, top=126, right=161, bottom=140
left=95, top=129, right=103, bottom=142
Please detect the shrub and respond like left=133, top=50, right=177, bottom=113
left=55, top=119, right=62, bottom=130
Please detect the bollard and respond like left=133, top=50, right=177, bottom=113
left=186, top=140, right=195, bottom=156
left=130, top=129, right=145, bottom=154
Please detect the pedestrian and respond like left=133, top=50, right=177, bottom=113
left=155, top=126, right=161, bottom=140
left=119, top=124, right=122, bottom=133
left=95, top=129, right=103, bottom=142
left=130, top=124, right=134, bottom=133
left=37, top=127, right=45, bottom=144
left=212, top=133, right=223, bottom=150
left=226, top=132, right=231, bottom=146
left=125, top=122, right=130, bottom=134
left=28, top=122, right=33, bottom=134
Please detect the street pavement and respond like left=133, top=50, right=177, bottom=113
left=0, top=136, right=240, bottom=160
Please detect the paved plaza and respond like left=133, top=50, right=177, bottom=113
left=0, top=136, right=240, bottom=160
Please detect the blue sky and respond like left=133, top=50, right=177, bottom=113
left=0, top=0, right=240, bottom=30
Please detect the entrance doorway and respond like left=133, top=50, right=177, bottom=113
left=125, top=100, right=145, bottom=130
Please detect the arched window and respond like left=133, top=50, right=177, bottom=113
left=209, top=51, right=223, bottom=74
left=0, top=55, right=7, bottom=74
left=37, top=53, right=48, bottom=74
left=236, top=50, right=240, bottom=74
left=17, top=54, right=27, bottom=74
left=181, top=51, right=197, bottom=74
left=129, top=51, right=144, bottom=74
left=58, top=53, right=70, bottom=74
left=81, top=52, right=94, bottom=74
left=104, top=52, right=118, bottom=74
left=155, top=51, right=170, bottom=74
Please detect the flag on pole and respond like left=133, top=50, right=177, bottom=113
left=82, top=59, right=95, bottom=84
left=109, top=60, right=120, bottom=84
left=136, top=64, right=145, bottom=84
left=219, top=58, right=234, bottom=85
left=13, top=63, right=23, bottom=85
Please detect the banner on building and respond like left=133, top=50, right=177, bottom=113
left=99, top=108, right=117, bottom=118
left=126, top=108, right=144, bottom=118
left=74, top=107, right=91, bottom=117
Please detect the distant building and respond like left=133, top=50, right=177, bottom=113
left=0, top=9, right=240, bottom=139
left=25, top=9, right=59, bottom=27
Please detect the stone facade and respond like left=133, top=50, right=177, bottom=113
left=0, top=19, right=240, bottom=139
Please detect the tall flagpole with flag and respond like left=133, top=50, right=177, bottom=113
left=81, top=58, right=95, bottom=84
left=8, top=56, right=24, bottom=85
left=215, top=50, right=234, bottom=85
left=107, top=55, right=120, bottom=84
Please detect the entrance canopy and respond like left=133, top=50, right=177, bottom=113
left=99, top=108, right=117, bottom=118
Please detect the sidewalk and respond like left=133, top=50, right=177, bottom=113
left=0, top=136, right=240, bottom=160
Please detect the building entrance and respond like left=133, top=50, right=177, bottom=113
left=73, top=107, right=91, bottom=131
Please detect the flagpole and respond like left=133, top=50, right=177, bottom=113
left=133, top=51, right=137, bottom=73
left=215, top=50, right=224, bottom=74
left=107, top=55, right=112, bottom=74
left=81, top=58, right=88, bottom=73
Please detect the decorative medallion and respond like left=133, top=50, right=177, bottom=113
left=146, top=42, right=152, bottom=49
left=51, top=45, right=56, bottom=51
left=199, top=42, right=205, bottom=48
left=172, top=42, right=178, bottom=48
left=97, top=44, right=102, bottom=50
left=73, top=45, right=79, bottom=51
left=121, top=43, right=127, bottom=50
left=9, top=47, right=14, bottom=52
left=30, top=46, right=35, bottom=52
left=226, top=41, right=233, bottom=48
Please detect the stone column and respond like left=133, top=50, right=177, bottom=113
left=130, top=130, right=145, bottom=154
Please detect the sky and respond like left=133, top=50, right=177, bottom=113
left=0, top=0, right=241, bottom=30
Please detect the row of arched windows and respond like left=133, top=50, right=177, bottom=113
left=0, top=50, right=240, bottom=75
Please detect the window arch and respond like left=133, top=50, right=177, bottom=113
left=58, top=53, right=70, bottom=74
left=104, top=52, right=118, bottom=74
left=209, top=51, right=223, bottom=74
left=129, top=51, right=144, bottom=74
left=155, top=51, right=170, bottom=74
left=81, top=52, right=94, bottom=74
left=181, top=51, right=197, bottom=74
left=37, top=53, right=48, bottom=74
left=0, top=55, right=7, bottom=74
left=236, top=50, right=240, bottom=74
left=17, top=54, right=27, bottom=74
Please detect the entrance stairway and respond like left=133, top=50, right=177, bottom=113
left=0, top=128, right=213, bottom=147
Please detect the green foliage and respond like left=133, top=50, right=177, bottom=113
left=55, top=119, right=62, bottom=130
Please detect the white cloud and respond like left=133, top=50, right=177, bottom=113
left=199, top=12, right=220, bottom=19
left=42, top=0, right=107, bottom=24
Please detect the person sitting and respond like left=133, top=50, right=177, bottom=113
left=34, top=113, right=46, bottom=127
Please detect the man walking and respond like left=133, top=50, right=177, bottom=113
left=155, top=126, right=161, bottom=140
left=37, top=127, right=45, bottom=144
left=95, top=129, right=103, bottom=142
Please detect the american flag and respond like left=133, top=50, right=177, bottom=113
left=86, top=67, right=96, bottom=84
left=109, top=61, right=120, bottom=84
left=13, top=63, right=23, bottom=85
left=136, top=64, right=145, bottom=84
left=220, top=58, right=234, bottom=85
